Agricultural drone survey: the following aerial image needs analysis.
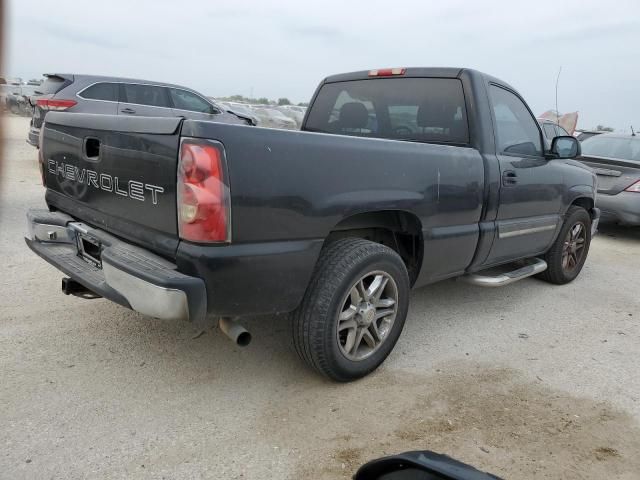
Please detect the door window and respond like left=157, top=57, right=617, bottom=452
left=491, top=85, right=542, bottom=156
left=79, top=82, right=119, bottom=102
left=121, top=83, right=171, bottom=108
left=169, top=88, right=216, bottom=114
left=542, top=123, right=556, bottom=140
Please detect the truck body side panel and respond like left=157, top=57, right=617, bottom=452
left=182, top=120, right=485, bottom=289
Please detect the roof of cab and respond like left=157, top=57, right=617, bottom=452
left=322, top=67, right=517, bottom=92
left=323, top=67, right=463, bottom=83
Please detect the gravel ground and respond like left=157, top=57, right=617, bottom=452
left=1, top=115, right=639, bottom=479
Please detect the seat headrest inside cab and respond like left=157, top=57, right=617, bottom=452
left=339, top=102, right=369, bottom=129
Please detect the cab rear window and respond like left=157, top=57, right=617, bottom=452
left=305, top=77, right=469, bottom=144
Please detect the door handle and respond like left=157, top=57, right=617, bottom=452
left=120, top=107, right=136, bottom=114
left=502, top=170, right=517, bottom=186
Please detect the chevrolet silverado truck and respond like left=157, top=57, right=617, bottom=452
left=26, top=67, right=599, bottom=381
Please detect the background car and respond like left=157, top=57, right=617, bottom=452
left=217, top=101, right=259, bottom=126
left=277, top=105, right=306, bottom=128
left=27, top=74, right=253, bottom=147
left=0, top=84, right=16, bottom=112
left=574, top=129, right=608, bottom=142
left=5, top=84, right=39, bottom=116
left=249, top=105, right=297, bottom=129
left=578, top=132, right=640, bottom=225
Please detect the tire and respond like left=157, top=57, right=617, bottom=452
left=537, top=206, right=592, bottom=285
left=292, top=238, right=410, bottom=382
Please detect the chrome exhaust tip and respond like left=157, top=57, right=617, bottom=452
left=218, top=317, right=252, bottom=347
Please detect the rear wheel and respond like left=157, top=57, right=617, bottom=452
left=538, top=206, right=592, bottom=284
left=292, top=238, right=410, bottom=381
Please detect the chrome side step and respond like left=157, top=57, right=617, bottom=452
left=459, top=258, right=547, bottom=287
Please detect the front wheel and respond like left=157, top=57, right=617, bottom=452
left=538, top=206, right=592, bottom=284
left=292, top=238, right=410, bottom=382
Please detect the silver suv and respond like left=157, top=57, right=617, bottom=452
left=28, top=74, right=253, bottom=147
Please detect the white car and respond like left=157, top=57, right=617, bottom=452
left=250, top=105, right=297, bottom=129
left=277, top=105, right=306, bottom=128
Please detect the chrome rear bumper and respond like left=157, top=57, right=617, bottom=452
left=25, top=209, right=207, bottom=326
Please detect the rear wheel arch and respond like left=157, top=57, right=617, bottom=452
left=323, top=210, right=423, bottom=286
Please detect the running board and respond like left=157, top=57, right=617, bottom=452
left=459, top=258, right=547, bottom=287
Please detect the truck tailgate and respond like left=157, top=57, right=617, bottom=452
left=41, top=112, right=182, bottom=258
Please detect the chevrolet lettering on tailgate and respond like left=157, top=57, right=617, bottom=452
left=47, top=159, right=164, bottom=204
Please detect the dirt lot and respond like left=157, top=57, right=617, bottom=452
left=1, top=115, right=639, bottom=479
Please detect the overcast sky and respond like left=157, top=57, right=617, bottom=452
left=5, top=0, right=639, bottom=130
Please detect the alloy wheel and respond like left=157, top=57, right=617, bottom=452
left=336, top=271, right=399, bottom=361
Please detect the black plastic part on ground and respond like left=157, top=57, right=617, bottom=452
left=353, top=451, right=503, bottom=480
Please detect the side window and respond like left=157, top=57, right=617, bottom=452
left=542, top=123, right=556, bottom=140
left=122, top=84, right=171, bottom=108
left=79, top=82, right=118, bottom=101
left=557, top=125, right=570, bottom=136
left=490, top=85, right=542, bottom=156
left=169, top=88, right=216, bottom=114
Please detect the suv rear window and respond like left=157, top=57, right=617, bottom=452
left=78, top=82, right=119, bottom=102
left=581, top=136, right=640, bottom=162
left=305, top=77, right=469, bottom=144
left=39, top=75, right=70, bottom=94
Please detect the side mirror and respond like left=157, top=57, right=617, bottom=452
left=550, top=135, right=580, bottom=159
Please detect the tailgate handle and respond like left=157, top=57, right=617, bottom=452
left=83, top=137, right=101, bottom=160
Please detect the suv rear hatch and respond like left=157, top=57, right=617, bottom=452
left=578, top=135, right=640, bottom=195
left=579, top=155, right=640, bottom=195
left=31, top=74, right=75, bottom=130
left=41, top=112, right=182, bottom=258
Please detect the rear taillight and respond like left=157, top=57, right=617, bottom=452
left=177, top=139, right=231, bottom=243
left=368, top=68, right=406, bottom=77
left=36, top=99, right=77, bottom=111
left=625, top=180, right=640, bottom=193
left=38, top=124, right=46, bottom=185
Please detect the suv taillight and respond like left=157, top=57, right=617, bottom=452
left=625, top=180, right=640, bottom=193
left=177, top=139, right=231, bottom=243
left=36, top=99, right=77, bottom=111
left=38, top=122, right=46, bottom=185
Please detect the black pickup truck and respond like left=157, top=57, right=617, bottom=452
left=26, top=67, right=599, bottom=381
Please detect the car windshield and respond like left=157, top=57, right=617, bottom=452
left=581, top=135, right=640, bottom=161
